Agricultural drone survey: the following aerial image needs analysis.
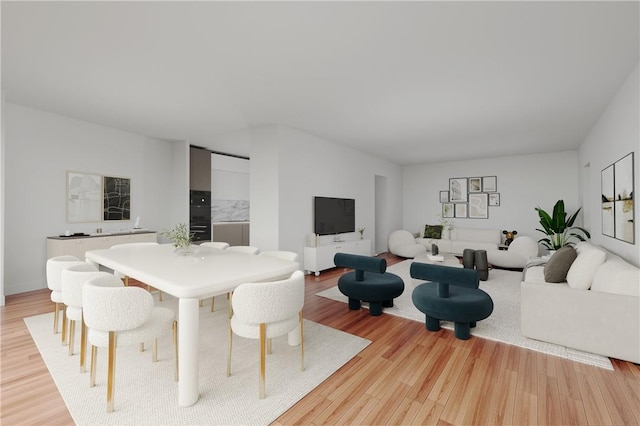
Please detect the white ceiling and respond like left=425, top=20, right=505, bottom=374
left=2, top=1, right=638, bottom=165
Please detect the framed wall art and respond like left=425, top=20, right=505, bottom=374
left=601, top=163, right=615, bottom=237
left=103, top=175, right=131, bottom=221
left=442, top=203, right=454, bottom=218
left=468, top=193, right=489, bottom=219
left=482, top=176, right=497, bottom=192
left=601, top=152, right=634, bottom=244
left=468, top=177, right=482, bottom=193
left=439, top=190, right=449, bottom=203
left=488, top=193, right=500, bottom=206
left=449, top=178, right=468, bottom=202
left=66, top=171, right=102, bottom=223
left=614, top=153, right=634, bottom=244
left=455, top=203, right=468, bottom=218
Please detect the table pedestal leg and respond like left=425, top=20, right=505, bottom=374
left=178, top=298, right=200, bottom=407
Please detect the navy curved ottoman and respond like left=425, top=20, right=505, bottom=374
left=410, top=262, right=493, bottom=340
left=334, top=253, right=404, bottom=316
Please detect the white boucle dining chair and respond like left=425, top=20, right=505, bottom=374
left=110, top=242, right=163, bottom=301
left=61, top=263, right=105, bottom=373
left=227, top=245, right=260, bottom=255
left=259, top=250, right=299, bottom=262
left=200, top=241, right=231, bottom=311
left=200, top=241, right=230, bottom=250
left=83, top=273, right=178, bottom=413
left=227, top=270, right=305, bottom=399
left=46, top=255, right=83, bottom=343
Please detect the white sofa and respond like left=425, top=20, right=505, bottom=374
left=416, top=228, right=501, bottom=255
left=521, top=242, right=640, bottom=364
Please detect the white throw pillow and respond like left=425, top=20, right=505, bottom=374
left=566, top=246, right=606, bottom=290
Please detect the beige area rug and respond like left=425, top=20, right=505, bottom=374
left=24, top=295, right=370, bottom=425
left=318, top=260, right=613, bottom=370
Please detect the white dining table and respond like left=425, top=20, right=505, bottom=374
left=85, top=243, right=299, bottom=407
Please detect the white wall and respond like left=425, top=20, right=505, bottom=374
left=403, top=151, right=581, bottom=244
left=250, top=125, right=404, bottom=260
left=4, top=103, right=182, bottom=294
left=1, top=93, right=6, bottom=305
left=579, top=62, right=639, bottom=266
left=211, top=153, right=250, bottom=201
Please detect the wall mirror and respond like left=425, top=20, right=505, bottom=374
left=602, top=152, right=635, bottom=244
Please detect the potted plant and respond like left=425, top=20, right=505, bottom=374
left=535, top=200, right=590, bottom=250
left=161, top=223, right=195, bottom=255
left=358, top=227, right=365, bottom=239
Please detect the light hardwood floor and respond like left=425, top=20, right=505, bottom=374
left=2, top=253, right=639, bottom=425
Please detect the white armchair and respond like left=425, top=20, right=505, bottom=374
left=487, top=236, right=539, bottom=269
left=388, top=230, right=427, bottom=258
left=227, top=270, right=305, bottom=399
left=82, top=274, right=177, bottom=413
left=227, top=245, right=260, bottom=255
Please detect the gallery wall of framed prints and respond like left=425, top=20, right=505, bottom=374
left=439, top=176, right=499, bottom=219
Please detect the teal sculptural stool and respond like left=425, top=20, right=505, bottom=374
left=334, top=253, right=404, bottom=316
left=410, top=262, right=493, bottom=340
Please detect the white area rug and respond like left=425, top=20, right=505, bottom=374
left=318, top=260, right=613, bottom=370
left=25, top=295, right=370, bottom=425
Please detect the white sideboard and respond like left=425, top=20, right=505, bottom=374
left=46, top=231, right=157, bottom=260
left=304, top=239, right=371, bottom=276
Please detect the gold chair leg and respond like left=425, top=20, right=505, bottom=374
left=199, top=299, right=204, bottom=307
left=68, top=320, right=76, bottom=356
left=226, top=322, right=233, bottom=377
left=259, top=323, right=266, bottom=399
left=158, top=291, right=163, bottom=302
left=53, top=302, right=60, bottom=334
left=173, top=321, right=179, bottom=382
left=80, top=319, right=87, bottom=373
left=90, top=345, right=97, bottom=387
left=152, top=338, right=158, bottom=363
left=228, top=292, right=233, bottom=319
left=107, top=331, right=116, bottom=413
left=299, top=311, right=305, bottom=372
left=61, top=306, right=68, bottom=345
left=124, top=276, right=129, bottom=286
left=210, top=296, right=215, bottom=312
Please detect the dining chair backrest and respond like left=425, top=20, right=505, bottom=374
left=227, top=246, right=260, bottom=255
left=46, top=256, right=83, bottom=292
left=60, top=263, right=103, bottom=309
left=200, top=242, right=230, bottom=250
left=259, top=251, right=299, bottom=262
left=232, top=270, right=305, bottom=325
left=83, top=274, right=153, bottom=332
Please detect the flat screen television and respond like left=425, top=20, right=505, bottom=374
left=314, top=196, right=355, bottom=235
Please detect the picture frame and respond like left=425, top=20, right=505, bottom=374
left=468, top=177, right=482, bottom=193
left=455, top=203, right=467, bottom=218
left=468, top=193, right=489, bottom=219
left=103, top=175, right=131, bottom=221
left=66, top=171, right=102, bottom=223
left=482, top=176, right=497, bottom=192
left=439, top=190, right=449, bottom=203
left=488, top=193, right=500, bottom=206
left=449, top=178, right=468, bottom=202
left=601, top=164, right=614, bottom=237
left=442, top=203, right=454, bottom=218
left=613, top=152, right=634, bottom=244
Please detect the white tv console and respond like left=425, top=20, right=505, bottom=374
left=304, top=239, right=371, bottom=276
